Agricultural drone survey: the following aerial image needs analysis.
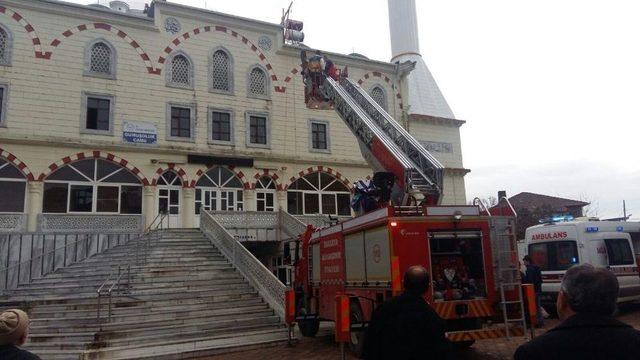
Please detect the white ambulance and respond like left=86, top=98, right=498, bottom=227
left=523, top=220, right=640, bottom=309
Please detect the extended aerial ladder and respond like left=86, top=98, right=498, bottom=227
left=322, top=76, right=444, bottom=205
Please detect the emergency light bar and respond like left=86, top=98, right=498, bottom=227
left=586, top=227, right=599, bottom=233
left=539, top=214, right=574, bottom=224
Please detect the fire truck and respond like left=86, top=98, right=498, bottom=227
left=292, top=53, right=529, bottom=354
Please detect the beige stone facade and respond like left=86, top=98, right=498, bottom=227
left=0, top=0, right=467, bottom=233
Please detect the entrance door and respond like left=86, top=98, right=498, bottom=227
left=158, top=187, right=181, bottom=228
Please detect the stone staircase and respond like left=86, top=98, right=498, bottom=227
left=0, top=229, right=288, bottom=359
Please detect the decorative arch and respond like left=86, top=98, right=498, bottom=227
left=285, top=166, right=352, bottom=191
left=151, top=164, right=188, bottom=187
left=369, top=83, right=388, bottom=110
left=38, top=151, right=149, bottom=185
left=247, top=63, right=271, bottom=99
left=0, top=6, right=50, bottom=59
left=209, top=46, right=234, bottom=94
left=0, top=147, right=34, bottom=181
left=84, top=38, right=117, bottom=78
left=0, top=23, right=14, bottom=65
left=190, top=165, right=250, bottom=189
left=252, top=170, right=283, bottom=191
left=49, top=23, right=158, bottom=74
left=158, top=25, right=285, bottom=92
left=357, top=71, right=404, bottom=110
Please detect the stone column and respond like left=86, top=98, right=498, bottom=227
left=143, top=186, right=156, bottom=229
left=182, top=187, right=195, bottom=228
left=276, top=191, right=287, bottom=212
left=244, top=189, right=256, bottom=211
left=26, top=181, right=44, bottom=232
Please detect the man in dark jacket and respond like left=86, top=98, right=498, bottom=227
left=0, top=309, right=41, bottom=360
left=514, top=264, right=640, bottom=360
left=522, top=255, right=544, bottom=326
left=363, top=265, right=451, bottom=360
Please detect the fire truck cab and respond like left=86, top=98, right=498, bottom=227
left=294, top=205, right=525, bottom=353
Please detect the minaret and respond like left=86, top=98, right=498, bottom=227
left=388, top=0, right=454, bottom=119
left=388, top=0, right=467, bottom=205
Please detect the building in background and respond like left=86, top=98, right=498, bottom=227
left=0, top=0, right=468, bottom=268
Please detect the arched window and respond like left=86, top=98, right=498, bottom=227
left=195, top=167, right=244, bottom=214
left=0, top=25, right=13, bottom=66
left=85, top=40, right=116, bottom=78
left=256, top=176, right=276, bottom=212
left=287, top=172, right=350, bottom=216
left=157, top=170, right=183, bottom=218
left=247, top=65, right=269, bottom=99
left=0, top=158, right=26, bottom=213
left=370, top=85, right=387, bottom=111
left=210, top=49, right=232, bottom=93
left=167, top=53, right=193, bottom=88
left=42, top=159, right=142, bottom=214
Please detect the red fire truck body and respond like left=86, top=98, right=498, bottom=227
left=294, top=206, right=523, bottom=348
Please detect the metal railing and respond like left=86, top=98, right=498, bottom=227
left=95, top=213, right=167, bottom=323
left=200, top=211, right=286, bottom=321
left=0, top=232, right=137, bottom=292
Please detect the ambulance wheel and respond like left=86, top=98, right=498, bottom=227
left=453, top=340, right=476, bottom=349
left=349, top=302, right=365, bottom=358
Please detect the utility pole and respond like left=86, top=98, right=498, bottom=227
left=623, top=200, right=627, bottom=221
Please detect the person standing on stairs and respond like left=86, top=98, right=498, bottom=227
left=0, top=309, right=41, bottom=359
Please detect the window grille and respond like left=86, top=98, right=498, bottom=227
left=211, top=50, right=230, bottom=91
left=0, top=28, right=8, bottom=65
left=249, top=67, right=267, bottom=97
left=90, top=42, right=112, bottom=75
left=371, top=86, right=387, bottom=110
left=171, top=55, right=191, bottom=86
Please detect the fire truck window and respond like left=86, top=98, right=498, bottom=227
left=528, top=241, right=578, bottom=271
left=605, top=239, right=634, bottom=266
left=430, top=233, right=486, bottom=302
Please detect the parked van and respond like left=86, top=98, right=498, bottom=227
left=523, top=221, right=640, bottom=309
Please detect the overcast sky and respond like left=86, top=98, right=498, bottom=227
left=72, top=0, right=640, bottom=219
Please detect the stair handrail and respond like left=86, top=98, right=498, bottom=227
left=200, top=211, right=286, bottom=321
left=473, top=197, right=492, bottom=216
left=0, top=232, right=137, bottom=292
left=96, top=263, right=131, bottom=323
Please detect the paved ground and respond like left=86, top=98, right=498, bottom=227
left=205, top=303, right=640, bottom=360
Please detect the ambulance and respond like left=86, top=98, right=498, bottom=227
left=523, top=220, right=640, bottom=310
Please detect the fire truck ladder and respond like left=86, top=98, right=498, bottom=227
left=324, top=77, right=444, bottom=203
left=491, top=216, right=529, bottom=339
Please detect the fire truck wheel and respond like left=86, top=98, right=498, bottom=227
left=349, top=302, right=365, bottom=357
left=298, top=317, right=320, bottom=337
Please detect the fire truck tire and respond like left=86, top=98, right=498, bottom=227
left=298, top=317, right=320, bottom=337
left=349, top=302, right=365, bottom=357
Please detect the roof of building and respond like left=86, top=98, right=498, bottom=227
left=492, top=192, right=589, bottom=212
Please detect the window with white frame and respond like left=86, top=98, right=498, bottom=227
left=195, top=167, right=244, bottom=214
left=157, top=170, right=183, bottom=215
left=167, top=53, right=193, bottom=88
left=82, top=93, right=114, bottom=134
left=247, top=66, right=269, bottom=98
left=42, top=159, right=142, bottom=214
left=167, top=104, right=195, bottom=141
left=256, top=176, right=276, bottom=212
left=0, top=25, right=13, bottom=66
left=0, top=84, right=8, bottom=127
left=209, top=109, right=233, bottom=145
left=287, top=172, right=351, bottom=216
left=309, top=120, right=329, bottom=152
left=85, top=40, right=116, bottom=78
left=370, top=85, right=387, bottom=110
left=0, top=158, right=26, bottom=213
left=210, top=49, right=232, bottom=93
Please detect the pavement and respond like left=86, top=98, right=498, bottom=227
left=203, top=303, right=640, bottom=360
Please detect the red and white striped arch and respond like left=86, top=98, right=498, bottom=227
left=158, top=25, right=285, bottom=92
left=189, top=165, right=251, bottom=189
left=0, top=147, right=35, bottom=181
left=49, top=23, right=158, bottom=74
left=38, top=151, right=150, bottom=185
left=0, top=6, right=51, bottom=59
left=252, top=169, right=283, bottom=191
left=151, top=164, right=189, bottom=187
left=357, top=71, right=404, bottom=110
left=284, top=166, right=353, bottom=191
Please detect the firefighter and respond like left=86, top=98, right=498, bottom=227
left=514, top=264, right=640, bottom=360
left=362, top=266, right=452, bottom=360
